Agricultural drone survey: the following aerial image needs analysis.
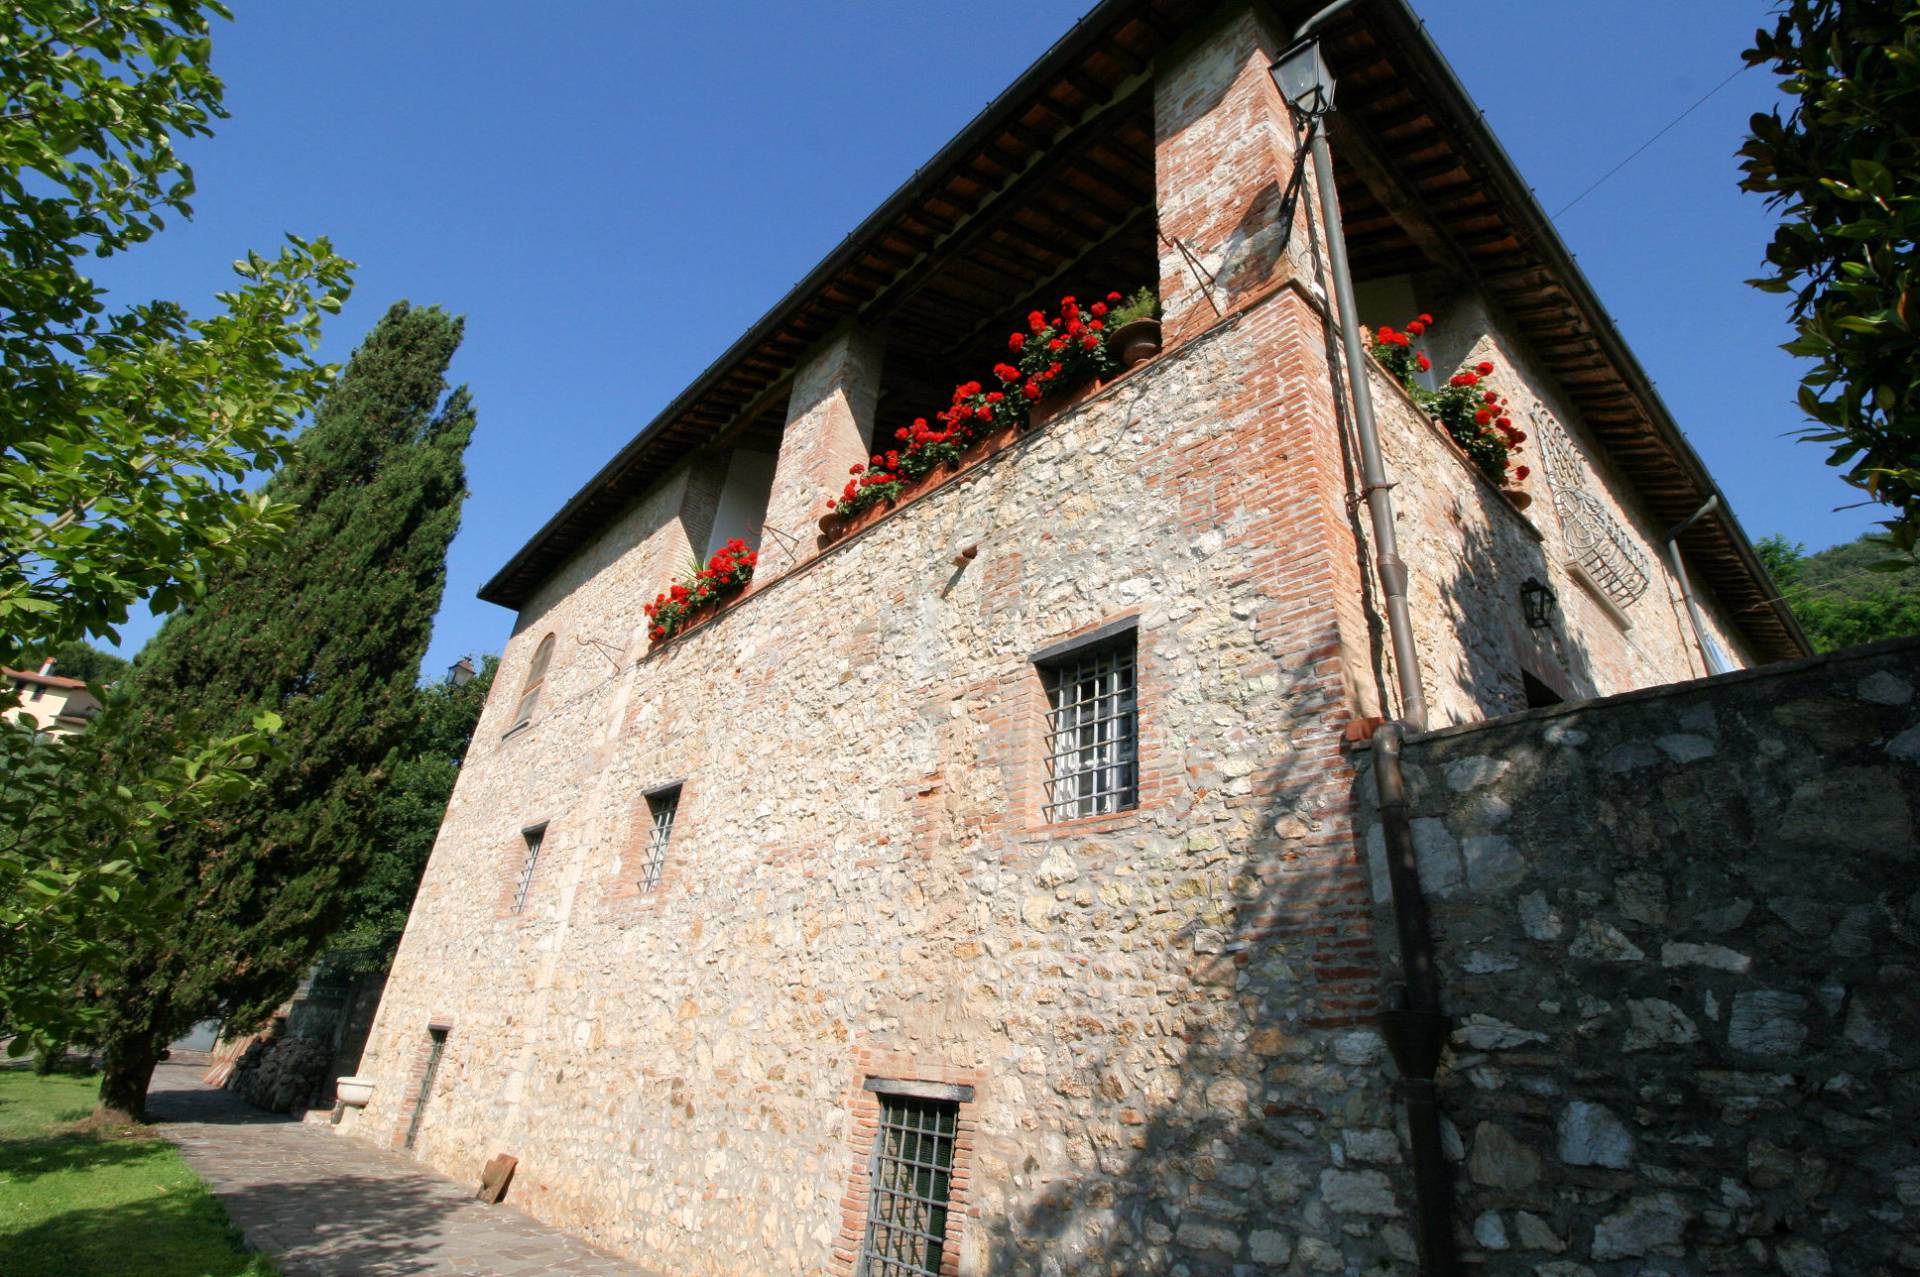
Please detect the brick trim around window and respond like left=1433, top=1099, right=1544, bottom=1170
left=832, top=1048, right=980, bottom=1277
left=496, top=821, right=555, bottom=918
left=390, top=1018, right=454, bottom=1151
left=1004, top=613, right=1173, bottom=833
left=605, top=780, right=690, bottom=911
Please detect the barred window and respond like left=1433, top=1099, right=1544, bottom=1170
left=858, top=1095, right=959, bottom=1277
left=511, top=824, right=545, bottom=913
left=640, top=785, right=680, bottom=889
left=1037, top=628, right=1138, bottom=822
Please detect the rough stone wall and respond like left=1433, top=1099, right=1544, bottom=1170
left=350, top=280, right=1425, bottom=1277
left=1354, top=638, right=1920, bottom=1276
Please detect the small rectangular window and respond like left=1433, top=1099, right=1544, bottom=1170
left=640, top=785, right=680, bottom=889
left=1037, top=630, right=1138, bottom=822
left=511, top=824, right=545, bottom=913
left=404, top=1026, right=447, bottom=1151
left=858, top=1094, right=959, bottom=1277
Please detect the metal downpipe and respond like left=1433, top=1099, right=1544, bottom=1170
left=1287, top=0, right=1428, bottom=732
left=1287, top=7, right=1451, bottom=1270
left=1371, top=723, right=1458, bottom=1277
left=1667, top=494, right=1729, bottom=676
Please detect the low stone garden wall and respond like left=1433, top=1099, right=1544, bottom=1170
left=1355, top=637, right=1920, bottom=1275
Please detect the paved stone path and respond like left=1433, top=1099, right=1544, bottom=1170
left=148, top=1063, right=659, bottom=1277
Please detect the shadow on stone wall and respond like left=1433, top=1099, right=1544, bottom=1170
left=977, top=779, right=1415, bottom=1276
left=1356, top=638, right=1920, bottom=1274
left=1429, top=513, right=1599, bottom=717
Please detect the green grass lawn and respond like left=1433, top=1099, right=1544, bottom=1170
left=0, top=1068, right=277, bottom=1277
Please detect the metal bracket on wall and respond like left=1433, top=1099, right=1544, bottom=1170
left=1157, top=227, right=1223, bottom=318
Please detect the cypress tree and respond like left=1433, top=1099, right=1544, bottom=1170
left=93, top=302, right=476, bottom=1118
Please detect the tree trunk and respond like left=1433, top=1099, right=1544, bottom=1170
left=96, top=1039, right=162, bottom=1122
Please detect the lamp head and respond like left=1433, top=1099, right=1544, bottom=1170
left=1271, top=39, right=1335, bottom=121
left=1520, top=578, right=1558, bottom=630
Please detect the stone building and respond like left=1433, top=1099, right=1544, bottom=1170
left=342, top=2, right=1816, bottom=1274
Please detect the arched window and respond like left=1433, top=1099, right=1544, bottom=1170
left=510, top=634, right=554, bottom=730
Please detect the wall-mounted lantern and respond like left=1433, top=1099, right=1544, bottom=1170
left=1270, top=38, right=1335, bottom=123
left=1520, top=578, right=1558, bottom=630
left=446, top=656, right=477, bottom=688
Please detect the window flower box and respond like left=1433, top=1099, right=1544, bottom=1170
left=816, top=287, right=1161, bottom=543
left=1368, top=313, right=1531, bottom=494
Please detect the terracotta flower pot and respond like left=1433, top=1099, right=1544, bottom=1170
left=1503, top=488, right=1533, bottom=513
left=1110, top=317, right=1162, bottom=370
left=1028, top=377, right=1102, bottom=432
left=975, top=421, right=1020, bottom=457
left=818, top=496, right=897, bottom=548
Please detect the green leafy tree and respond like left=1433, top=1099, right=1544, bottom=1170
left=0, top=1, right=351, bottom=1052
left=90, top=302, right=475, bottom=1119
left=40, top=641, right=131, bottom=686
left=330, top=654, right=499, bottom=960
left=1758, top=532, right=1920, bottom=650
left=1740, top=2, right=1920, bottom=553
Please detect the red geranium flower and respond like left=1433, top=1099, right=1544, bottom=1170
left=1082, top=334, right=1099, bottom=349
left=1513, top=465, right=1530, bottom=481
left=1475, top=361, right=1494, bottom=375
left=1009, top=332, right=1025, bottom=352
left=1418, top=312, right=1434, bottom=325
left=1451, top=372, right=1479, bottom=387
left=1023, top=380, right=1043, bottom=400
left=1416, top=353, right=1432, bottom=372
left=1091, top=302, right=1107, bottom=317
left=1029, top=311, right=1046, bottom=331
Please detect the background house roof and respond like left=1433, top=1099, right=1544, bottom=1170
left=477, top=0, right=1807, bottom=664
left=3, top=667, right=90, bottom=691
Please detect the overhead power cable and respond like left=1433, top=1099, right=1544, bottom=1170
left=1550, top=63, right=1753, bottom=221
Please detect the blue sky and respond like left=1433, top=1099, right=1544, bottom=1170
left=93, top=1, right=1862, bottom=673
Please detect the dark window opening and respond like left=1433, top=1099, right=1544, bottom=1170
left=640, top=785, right=680, bottom=890
left=1522, top=670, right=1564, bottom=709
left=1037, top=628, right=1139, bottom=822
left=858, top=1094, right=959, bottom=1277
left=512, top=824, right=546, bottom=913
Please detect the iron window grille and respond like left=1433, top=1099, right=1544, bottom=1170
left=1039, top=634, right=1139, bottom=822
left=858, top=1095, right=959, bottom=1277
left=640, top=785, right=679, bottom=889
left=404, top=1026, right=447, bottom=1151
left=511, top=824, right=545, bottom=913
left=1533, top=406, right=1651, bottom=609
